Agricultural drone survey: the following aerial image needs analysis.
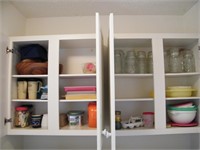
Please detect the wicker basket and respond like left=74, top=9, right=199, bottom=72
left=16, top=60, right=63, bottom=75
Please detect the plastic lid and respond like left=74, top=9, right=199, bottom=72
left=67, top=110, right=84, bottom=116
left=167, top=106, right=197, bottom=111
left=16, top=106, right=28, bottom=111
left=143, top=112, right=154, bottom=115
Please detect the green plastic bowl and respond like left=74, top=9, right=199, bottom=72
left=167, top=106, right=197, bottom=111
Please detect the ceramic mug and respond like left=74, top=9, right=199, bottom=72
left=31, top=115, right=43, bottom=128
left=28, top=79, right=42, bottom=99
left=17, top=79, right=27, bottom=99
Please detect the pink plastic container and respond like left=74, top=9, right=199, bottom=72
left=142, top=112, right=154, bottom=128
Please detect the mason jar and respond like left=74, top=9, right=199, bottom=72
left=169, top=48, right=182, bottom=73
left=182, top=50, right=195, bottom=72
left=124, top=50, right=137, bottom=74
left=137, top=51, right=147, bottom=74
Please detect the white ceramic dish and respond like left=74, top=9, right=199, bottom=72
left=167, top=110, right=197, bottom=124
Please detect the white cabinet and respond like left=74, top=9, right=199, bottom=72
left=109, top=14, right=200, bottom=150
left=5, top=13, right=103, bottom=150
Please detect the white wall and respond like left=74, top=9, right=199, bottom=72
left=0, top=1, right=26, bottom=150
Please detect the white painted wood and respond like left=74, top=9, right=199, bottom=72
left=110, top=13, right=200, bottom=149
left=152, top=38, right=166, bottom=129
left=47, top=37, right=60, bottom=132
left=95, top=12, right=103, bottom=150
left=5, top=14, right=103, bottom=143
left=109, top=13, right=116, bottom=150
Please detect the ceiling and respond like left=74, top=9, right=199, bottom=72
left=6, top=0, right=199, bottom=18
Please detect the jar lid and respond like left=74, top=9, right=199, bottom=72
left=143, top=112, right=154, bottom=115
left=67, top=110, right=84, bottom=116
left=16, top=106, right=28, bottom=111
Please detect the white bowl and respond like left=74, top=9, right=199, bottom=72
left=168, top=110, right=196, bottom=124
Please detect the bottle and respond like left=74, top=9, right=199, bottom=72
left=169, top=48, right=182, bottom=73
left=125, top=50, right=137, bottom=74
left=137, top=51, right=147, bottom=73
left=88, top=102, right=97, bottom=128
left=182, top=50, right=195, bottom=72
left=147, top=51, right=153, bottom=73
left=115, top=111, right=122, bottom=130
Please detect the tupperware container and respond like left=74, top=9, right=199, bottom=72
left=67, top=111, right=84, bottom=127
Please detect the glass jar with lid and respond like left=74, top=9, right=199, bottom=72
left=147, top=51, right=153, bottom=73
left=164, top=50, right=170, bottom=73
left=169, top=48, right=182, bottom=73
left=182, top=50, right=195, bottom=72
left=115, top=50, right=124, bottom=73
left=137, top=51, right=147, bottom=74
left=124, top=50, right=137, bottom=74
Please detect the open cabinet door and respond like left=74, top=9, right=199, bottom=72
left=0, top=1, right=25, bottom=149
left=109, top=13, right=116, bottom=150
left=96, top=12, right=103, bottom=150
left=0, top=1, right=3, bottom=148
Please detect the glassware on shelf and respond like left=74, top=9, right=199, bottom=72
left=169, top=48, right=182, bottom=73
left=164, top=50, right=170, bottom=73
left=124, top=50, right=137, bottom=74
left=115, top=50, right=124, bottom=73
left=147, top=51, right=153, bottom=73
left=137, top=51, right=147, bottom=74
left=182, top=50, right=195, bottom=72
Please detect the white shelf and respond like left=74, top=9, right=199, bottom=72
left=165, top=72, right=200, bottom=77
left=116, top=98, right=154, bottom=102
left=59, top=99, right=97, bottom=102
left=12, top=99, right=48, bottom=102
left=12, top=75, right=48, bottom=78
left=116, top=127, right=199, bottom=136
left=59, top=124, right=97, bottom=136
left=166, top=97, right=200, bottom=100
left=59, top=74, right=96, bottom=78
left=115, top=74, right=153, bottom=78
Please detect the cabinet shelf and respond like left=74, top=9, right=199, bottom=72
left=165, top=72, right=200, bottom=77
left=116, top=98, right=154, bottom=102
left=12, top=75, right=48, bottom=78
left=166, top=97, right=200, bottom=100
left=59, top=99, right=97, bottom=102
left=12, top=99, right=48, bottom=102
left=116, top=127, right=199, bottom=136
left=59, top=125, right=97, bottom=136
left=59, top=74, right=96, bottom=78
left=115, top=74, right=153, bottom=78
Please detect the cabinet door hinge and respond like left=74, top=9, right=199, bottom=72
left=102, top=129, right=111, bottom=138
left=4, top=118, right=12, bottom=125
left=6, top=47, right=14, bottom=54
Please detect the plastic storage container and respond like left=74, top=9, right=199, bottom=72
left=14, top=106, right=30, bottom=127
left=67, top=111, right=84, bottom=127
left=88, top=102, right=97, bottom=128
